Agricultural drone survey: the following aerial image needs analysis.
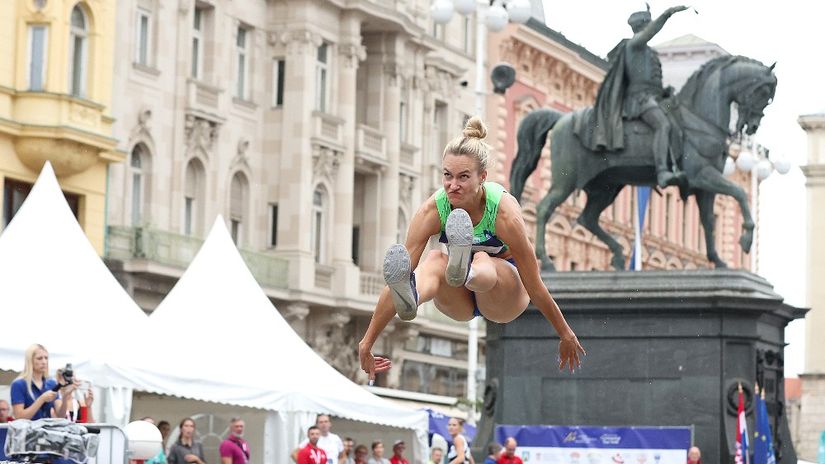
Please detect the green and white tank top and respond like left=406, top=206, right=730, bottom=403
left=435, top=181, right=509, bottom=256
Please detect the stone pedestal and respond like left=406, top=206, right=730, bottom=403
left=474, top=270, right=805, bottom=464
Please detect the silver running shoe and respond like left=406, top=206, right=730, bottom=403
left=383, top=244, right=418, bottom=321
left=445, top=208, right=474, bottom=287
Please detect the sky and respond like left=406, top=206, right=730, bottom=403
left=540, top=0, right=825, bottom=377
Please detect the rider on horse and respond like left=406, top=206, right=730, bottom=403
left=575, top=5, right=689, bottom=188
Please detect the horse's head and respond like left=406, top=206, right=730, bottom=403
left=732, top=61, right=777, bottom=135
left=677, top=56, right=778, bottom=137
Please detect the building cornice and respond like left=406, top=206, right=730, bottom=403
left=799, top=113, right=825, bottom=131
left=800, top=164, right=825, bottom=181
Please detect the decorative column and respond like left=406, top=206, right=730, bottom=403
left=379, top=34, right=403, bottom=253
left=798, top=112, right=825, bottom=461
left=275, top=30, right=323, bottom=290
left=332, top=13, right=366, bottom=296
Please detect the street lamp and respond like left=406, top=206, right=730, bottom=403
left=430, top=0, right=531, bottom=426
left=732, top=140, right=792, bottom=272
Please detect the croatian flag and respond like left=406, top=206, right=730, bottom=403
left=735, top=386, right=750, bottom=464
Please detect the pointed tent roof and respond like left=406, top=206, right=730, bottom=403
left=134, top=217, right=428, bottom=433
left=0, top=162, right=149, bottom=385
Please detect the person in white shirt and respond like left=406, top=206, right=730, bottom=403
left=292, top=414, right=345, bottom=464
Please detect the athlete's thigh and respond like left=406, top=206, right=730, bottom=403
left=476, top=259, right=529, bottom=323
left=433, top=285, right=476, bottom=321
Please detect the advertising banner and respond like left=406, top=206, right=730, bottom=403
left=495, top=425, right=692, bottom=464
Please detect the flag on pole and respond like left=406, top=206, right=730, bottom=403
left=753, top=386, right=776, bottom=464
left=629, top=187, right=651, bottom=270
left=735, top=383, right=750, bottom=464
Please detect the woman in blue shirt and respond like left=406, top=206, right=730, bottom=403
left=10, top=344, right=75, bottom=420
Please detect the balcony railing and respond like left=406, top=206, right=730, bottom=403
left=359, top=271, right=383, bottom=296
left=356, top=124, right=387, bottom=166
left=312, top=111, right=345, bottom=147
left=107, top=226, right=289, bottom=290
left=400, top=142, right=419, bottom=168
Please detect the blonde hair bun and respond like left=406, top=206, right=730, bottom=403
left=462, top=116, right=488, bottom=140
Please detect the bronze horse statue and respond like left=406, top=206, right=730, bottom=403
left=510, top=55, right=777, bottom=270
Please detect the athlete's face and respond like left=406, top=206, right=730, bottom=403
left=443, top=154, right=486, bottom=209
left=446, top=418, right=462, bottom=436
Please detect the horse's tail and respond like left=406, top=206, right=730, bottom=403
left=509, top=108, right=565, bottom=202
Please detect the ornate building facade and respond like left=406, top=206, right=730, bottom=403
left=0, top=0, right=121, bottom=253
left=104, top=0, right=506, bottom=411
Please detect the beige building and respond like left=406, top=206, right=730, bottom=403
left=0, top=0, right=121, bottom=253
left=798, top=111, right=825, bottom=461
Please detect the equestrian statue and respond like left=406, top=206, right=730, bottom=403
left=509, top=5, right=777, bottom=271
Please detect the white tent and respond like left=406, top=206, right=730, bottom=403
left=0, top=162, right=148, bottom=424
left=126, top=218, right=429, bottom=461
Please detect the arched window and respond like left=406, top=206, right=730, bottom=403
left=129, top=144, right=151, bottom=226
left=184, top=159, right=205, bottom=236
left=229, top=172, right=248, bottom=245
left=69, top=4, right=88, bottom=97
left=311, top=185, right=328, bottom=263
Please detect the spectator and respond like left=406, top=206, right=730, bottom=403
left=141, top=417, right=167, bottom=464
left=389, top=440, right=408, bottom=464
left=168, top=417, right=206, bottom=464
left=368, top=441, right=389, bottom=464
left=57, top=369, right=93, bottom=423
left=297, top=426, right=327, bottom=464
left=353, top=445, right=369, bottom=464
left=0, top=399, right=13, bottom=422
left=446, top=418, right=471, bottom=464
left=158, top=421, right=172, bottom=448
left=429, top=447, right=444, bottom=464
left=293, top=414, right=344, bottom=464
left=220, top=417, right=250, bottom=464
left=687, top=446, right=702, bottom=464
left=10, top=344, right=74, bottom=420
left=484, top=443, right=501, bottom=464
left=342, top=438, right=355, bottom=464
left=496, top=438, right=521, bottom=464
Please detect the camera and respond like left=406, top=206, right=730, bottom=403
left=51, top=363, right=75, bottom=391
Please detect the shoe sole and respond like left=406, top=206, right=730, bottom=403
left=383, top=244, right=417, bottom=321
left=445, top=209, right=474, bottom=287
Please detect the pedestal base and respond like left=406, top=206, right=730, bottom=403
left=474, top=270, right=805, bottom=464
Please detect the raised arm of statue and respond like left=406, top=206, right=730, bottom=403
left=630, top=5, right=689, bottom=46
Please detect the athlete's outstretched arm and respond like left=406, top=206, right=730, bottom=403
left=495, top=193, right=585, bottom=371
left=358, top=196, right=441, bottom=381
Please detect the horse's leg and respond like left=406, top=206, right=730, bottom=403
left=578, top=185, right=626, bottom=270
left=689, top=165, right=755, bottom=253
left=696, top=190, right=727, bottom=268
left=535, top=181, right=575, bottom=271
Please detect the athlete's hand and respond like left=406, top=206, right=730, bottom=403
left=558, top=333, right=586, bottom=372
left=359, top=341, right=392, bottom=383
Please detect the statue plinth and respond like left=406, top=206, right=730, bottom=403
left=475, top=270, right=804, bottom=464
